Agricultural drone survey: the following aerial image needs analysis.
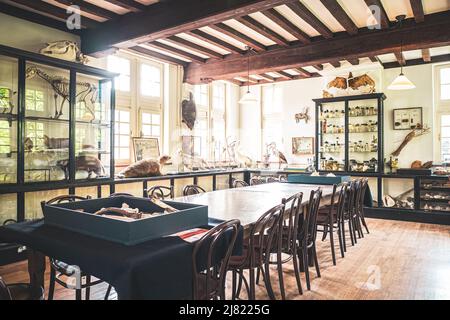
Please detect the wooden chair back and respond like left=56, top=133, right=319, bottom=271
left=232, top=179, right=249, bottom=188
left=183, top=185, right=206, bottom=196
left=147, top=185, right=174, bottom=200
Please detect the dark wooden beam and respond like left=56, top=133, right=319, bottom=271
left=293, top=68, right=312, bottom=78
left=329, top=61, right=341, bottom=68
left=185, top=12, right=450, bottom=83
left=421, top=48, right=431, bottom=62
left=104, top=0, right=148, bottom=12
left=11, top=0, right=99, bottom=29
left=364, top=0, right=390, bottom=29
left=261, top=8, right=311, bottom=44
left=164, top=36, right=225, bottom=59
left=81, top=0, right=298, bottom=55
left=236, top=16, right=289, bottom=46
left=274, top=71, right=295, bottom=80
left=347, top=58, right=360, bottom=65
left=369, top=56, right=379, bottom=62
left=286, top=1, right=333, bottom=39
left=54, top=0, right=120, bottom=20
left=209, top=23, right=266, bottom=52
left=145, top=42, right=207, bottom=63
left=410, top=0, right=425, bottom=23
left=0, top=2, right=80, bottom=33
left=227, top=79, right=244, bottom=86
left=128, top=46, right=189, bottom=67
left=320, top=0, right=358, bottom=35
left=186, top=30, right=245, bottom=55
left=383, top=54, right=450, bottom=69
left=394, top=51, right=406, bottom=66
left=313, top=64, right=323, bottom=71
left=257, top=74, right=276, bottom=82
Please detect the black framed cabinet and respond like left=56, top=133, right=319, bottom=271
left=313, top=93, right=386, bottom=174
left=0, top=44, right=117, bottom=228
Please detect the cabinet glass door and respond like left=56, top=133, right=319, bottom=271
left=348, top=99, right=379, bottom=172
left=75, top=72, right=111, bottom=180
left=0, top=55, right=18, bottom=184
left=24, top=62, right=70, bottom=182
left=318, top=101, right=346, bottom=171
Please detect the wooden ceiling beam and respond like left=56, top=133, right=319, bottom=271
left=274, top=71, right=295, bottom=80
left=313, top=64, right=323, bottom=71
left=261, top=8, right=311, bottom=44
left=410, top=0, right=425, bottom=23
left=54, top=0, right=120, bottom=20
left=369, top=56, right=379, bottom=62
left=186, top=30, right=245, bottom=55
left=236, top=16, right=290, bottom=47
left=421, top=48, right=431, bottom=62
left=164, top=36, right=225, bottom=59
left=383, top=53, right=450, bottom=69
left=11, top=0, right=99, bottom=28
left=145, top=42, right=207, bottom=63
left=209, top=23, right=267, bottom=52
left=320, top=0, right=358, bottom=35
left=329, top=61, right=341, bottom=68
left=293, top=68, right=312, bottom=78
left=286, top=1, right=333, bottom=39
left=364, top=0, right=390, bottom=29
left=394, top=51, right=406, bottom=66
left=128, top=46, right=189, bottom=67
left=257, top=74, right=276, bottom=82
left=347, top=58, right=360, bottom=65
left=184, top=12, right=450, bottom=83
left=81, top=0, right=299, bottom=55
left=104, top=0, right=148, bottom=12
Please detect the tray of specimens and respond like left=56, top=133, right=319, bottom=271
left=42, top=196, right=208, bottom=245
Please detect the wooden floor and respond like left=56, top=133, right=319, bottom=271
left=1, top=218, right=449, bottom=300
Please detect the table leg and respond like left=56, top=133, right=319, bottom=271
left=27, top=249, right=46, bottom=300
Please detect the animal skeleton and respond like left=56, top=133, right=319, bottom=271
left=26, top=66, right=98, bottom=120
left=39, top=40, right=88, bottom=64
left=0, top=88, right=16, bottom=115
left=391, top=124, right=431, bottom=157
left=295, top=107, right=310, bottom=124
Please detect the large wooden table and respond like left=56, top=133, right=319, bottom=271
left=176, top=182, right=334, bottom=227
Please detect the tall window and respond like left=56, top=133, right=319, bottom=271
left=194, top=84, right=208, bottom=106
left=212, top=82, right=226, bottom=160
left=192, top=84, right=209, bottom=158
left=435, top=65, right=450, bottom=162
left=262, top=85, right=283, bottom=151
left=140, top=63, right=161, bottom=97
left=26, top=121, right=44, bottom=149
left=114, top=109, right=131, bottom=161
left=141, top=111, right=161, bottom=138
left=25, top=89, right=44, bottom=112
left=439, top=67, right=450, bottom=101
left=107, top=56, right=131, bottom=92
left=440, top=115, right=450, bottom=162
left=0, top=120, right=10, bottom=154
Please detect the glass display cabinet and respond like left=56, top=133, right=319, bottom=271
left=314, top=93, right=385, bottom=174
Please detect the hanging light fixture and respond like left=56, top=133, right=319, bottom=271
left=388, top=15, right=416, bottom=90
left=239, top=46, right=258, bottom=104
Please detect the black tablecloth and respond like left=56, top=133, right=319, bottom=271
left=0, top=219, right=242, bottom=300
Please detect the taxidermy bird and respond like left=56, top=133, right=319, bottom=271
left=268, top=142, right=288, bottom=169
left=235, top=141, right=253, bottom=168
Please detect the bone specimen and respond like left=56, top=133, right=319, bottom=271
left=43, top=135, right=69, bottom=149
left=391, top=124, right=431, bottom=157
left=26, top=66, right=98, bottom=119
left=39, top=41, right=88, bottom=64
left=57, top=156, right=106, bottom=179
left=0, top=88, right=16, bottom=115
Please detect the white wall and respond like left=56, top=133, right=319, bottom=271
left=0, top=13, right=79, bottom=52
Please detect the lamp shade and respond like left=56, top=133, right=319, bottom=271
left=388, top=73, right=416, bottom=90
left=239, top=90, right=258, bottom=104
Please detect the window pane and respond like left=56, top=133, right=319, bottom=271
left=120, top=148, right=129, bottom=160
left=107, top=56, right=130, bottom=92
left=142, top=125, right=151, bottom=136
left=141, top=64, right=161, bottom=97
left=441, top=68, right=450, bottom=84
left=442, top=126, right=450, bottom=138
left=152, top=125, right=160, bottom=137
left=152, top=114, right=160, bottom=125
left=441, top=84, right=450, bottom=100
left=142, top=113, right=151, bottom=124
left=120, top=135, right=129, bottom=147
left=442, top=115, right=450, bottom=126
left=120, top=123, right=130, bottom=134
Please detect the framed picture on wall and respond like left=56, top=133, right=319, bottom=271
left=292, top=137, right=315, bottom=155
left=133, top=137, right=160, bottom=162
left=393, top=107, right=423, bottom=130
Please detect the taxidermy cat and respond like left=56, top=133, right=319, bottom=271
left=117, top=155, right=171, bottom=178
left=44, top=135, right=70, bottom=149
left=57, top=156, right=105, bottom=179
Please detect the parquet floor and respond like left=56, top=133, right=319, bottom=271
left=1, top=218, right=449, bottom=300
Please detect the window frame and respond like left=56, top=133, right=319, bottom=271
left=114, top=108, right=132, bottom=164
left=139, top=61, right=163, bottom=101
left=107, top=55, right=131, bottom=93
left=261, top=84, right=283, bottom=155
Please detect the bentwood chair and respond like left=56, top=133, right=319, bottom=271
left=0, top=276, right=44, bottom=300
left=356, top=178, right=370, bottom=234
left=228, top=203, right=285, bottom=300
left=192, top=219, right=240, bottom=300
left=232, top=179, right=249, bottom=188
left=297, top=188, right=323, bottom=290
left=41, top=195, right=110, bottom=300
left=183, top=185, right=206, bottom=196
left=146, top=185, right=174, bottom=200
left=268, top=192, right=304, bottom=299
left=250, top=176, right=265, bottom=186
left=109, top=192, right=134, bottom=197
left=317, top=184, right=348, bottom=265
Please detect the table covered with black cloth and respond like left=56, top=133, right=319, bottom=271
left=0, top=218, right=242, bottom=300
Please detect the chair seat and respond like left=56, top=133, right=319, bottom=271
left=229, top=245, right=264, bottom=269
left=195, top=273, right=221, bottom=300
left=8, top=283, right=44, bottom=300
